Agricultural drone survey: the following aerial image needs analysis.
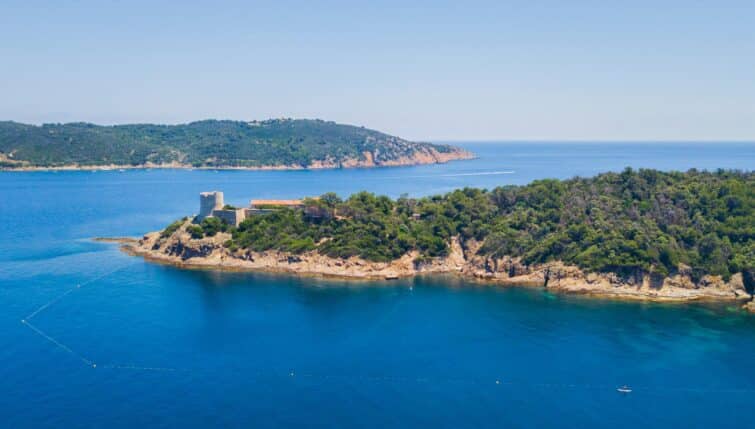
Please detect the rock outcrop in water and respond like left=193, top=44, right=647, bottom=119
left=118, top=219, right=753, bottom=310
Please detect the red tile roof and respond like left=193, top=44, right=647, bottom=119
left=250, top=199, right=304, bottom=207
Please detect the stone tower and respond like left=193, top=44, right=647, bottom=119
left=198, top=191, right=224, bottom=220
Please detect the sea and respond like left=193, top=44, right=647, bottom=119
left=1, top=142, right=754, bottom=428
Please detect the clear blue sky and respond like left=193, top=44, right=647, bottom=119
left=1, top=0, right=754, bottom=141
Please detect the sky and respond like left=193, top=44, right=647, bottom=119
left=1, top=0, right=754, bottom=141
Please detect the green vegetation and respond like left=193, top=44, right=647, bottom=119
left=186, top=225, right=205, bottom=240
left=0, top=119, right=463, bottom=168
left=185, top=169, right=753, bottom=280
left=160, top=218, right=187, bottom=238
left=183, top=217, right=230, bottom=239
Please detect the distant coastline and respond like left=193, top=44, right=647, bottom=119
left=0, top=118, right=474, bottom=171
left=0, top=149, right=474, bottom=172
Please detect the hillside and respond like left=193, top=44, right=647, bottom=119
left=125, top=169, right=754, bottom=307
left=0, top=119, right=472, bottom=169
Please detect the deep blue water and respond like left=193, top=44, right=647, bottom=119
left=1, top=142, right=754, bottom=428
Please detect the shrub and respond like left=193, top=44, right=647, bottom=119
left=161, top=219, right=184, bottom=238
left=187, top=225, right=204, bottom=239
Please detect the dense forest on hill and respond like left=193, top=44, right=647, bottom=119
left=0, top=119, right=464, bottom=168
left=183, top=169, right=753, bottom=281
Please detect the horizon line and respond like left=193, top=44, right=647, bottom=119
left=434, top=139, right=755, bottom=144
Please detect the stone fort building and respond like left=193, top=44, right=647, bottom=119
left=198, top=191, right=224, bottom=220
left=197, top=191, right=318, bottom=227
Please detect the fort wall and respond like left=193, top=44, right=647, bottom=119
left=212, top=208, right=246, bottom=227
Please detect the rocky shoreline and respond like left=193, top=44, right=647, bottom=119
left=111, top=220, right=754, bottom=312
left=1, top=147, right=474, bottom=172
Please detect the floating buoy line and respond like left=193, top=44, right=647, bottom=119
left=20, top=260, right=178, bottom=372
left=19, top=261, right=755, bottom=395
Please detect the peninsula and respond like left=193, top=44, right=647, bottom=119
left=0, top=119, right=472, bottom=170
left=120, top=169, right=754, bottom=311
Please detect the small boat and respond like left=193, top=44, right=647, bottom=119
left=617, top=385, right=632, bottom=393
left=385, top=274, right=399, bottom=280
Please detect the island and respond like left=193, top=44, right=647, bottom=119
left=0, top=119, right=472, bottom=170
left=118, top=168, right=754, bottom=311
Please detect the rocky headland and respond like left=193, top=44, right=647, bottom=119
left=114, top=219, right=754, bottom=312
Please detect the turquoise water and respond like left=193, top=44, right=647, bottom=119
left=1, top=142, right=754, bottom=428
